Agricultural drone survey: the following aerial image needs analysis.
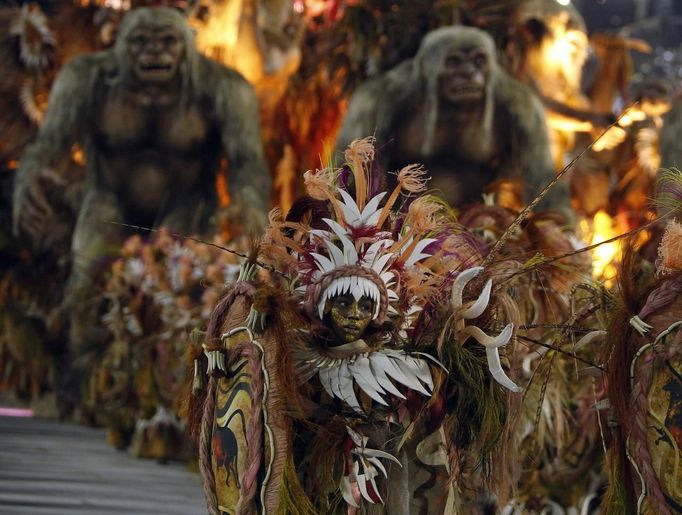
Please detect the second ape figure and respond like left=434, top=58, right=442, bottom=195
left=337, top=26, right=569, bottom=215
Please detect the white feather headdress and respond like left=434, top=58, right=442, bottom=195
left=261, top=137, right=440, bottom=327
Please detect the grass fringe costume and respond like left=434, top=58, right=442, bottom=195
left=185, top=137, right=524, bottom=514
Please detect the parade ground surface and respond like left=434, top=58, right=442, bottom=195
left=0, top=414, right=204, bottom=514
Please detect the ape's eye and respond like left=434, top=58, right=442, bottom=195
left=445, top=56, right=461, bottom=68
left=130, top=36, right=148, bottom=47
left=473, top=55, right=486, bottom=67
left=163, top=36, right=178, bottom=46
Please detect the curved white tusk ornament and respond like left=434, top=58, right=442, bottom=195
left=451, top=268, right=522, bottom=392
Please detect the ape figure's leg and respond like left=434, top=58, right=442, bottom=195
left=66, top=189, right=126, bottom=354
left=159, top=193, right=214, bottom=236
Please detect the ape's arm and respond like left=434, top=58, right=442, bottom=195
left=215, top=65, right=271, bottom=230
left=334, top=65, right=412, bottom=162
left=13, top=55, right=93, bottom=240
left=335, top=78, right=385, bottom=154
left=500, top=77, right=573, bottom=219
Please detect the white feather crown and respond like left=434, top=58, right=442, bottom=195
left=260, top=137, right=441, bottom=327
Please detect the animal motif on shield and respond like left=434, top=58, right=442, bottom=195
left=213, top=356, right=252, bottom=511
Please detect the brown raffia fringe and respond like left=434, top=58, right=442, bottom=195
left=234, top=344, right=264, bottom=515
left=638, top=276, right=682, bottom=320
left=199, top=378, right=220, bottom=515
left=626, top=279, right=682, bottom=515
left=629, top=345, right=671, bottom=515
left=260, top=322, right=294, bottom=513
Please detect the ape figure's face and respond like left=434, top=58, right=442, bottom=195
left=438, top=44, right=490, bottom=104
left=326, top=293, right=375, bottom=344
left=126, top=23, right=185, bottom=83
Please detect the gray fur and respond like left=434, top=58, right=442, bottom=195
left=336, top=26, right=569, bottom=215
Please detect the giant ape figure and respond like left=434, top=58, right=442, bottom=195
left=336, top=26, right=569, bottom=214
left=13, top=7, right=270, bottom=354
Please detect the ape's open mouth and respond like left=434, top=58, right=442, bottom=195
left=139, top=62, right=173, bottom=73
left=451, top=84, right=484, bottom=96
left=443, top=81, right=486, bottom=102
left=136, top=61, right=176, bottom=82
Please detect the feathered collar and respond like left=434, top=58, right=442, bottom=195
left=291, top=333, right=440, bottom=414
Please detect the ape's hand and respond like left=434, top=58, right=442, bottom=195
left=219, top=186, right=269, bottom=237
left=13, top=166, right=67, bottom=246
left=240, top=203, right=269, bottom=236
left=219, top=202, right=268, bottom=238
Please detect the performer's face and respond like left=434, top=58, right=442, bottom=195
left=327, top=294, right=375, bottom=343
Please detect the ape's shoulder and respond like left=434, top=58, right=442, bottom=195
left=356, top=60, right=416, bottom=103
left=344, top=60, right=417, bottom=124
left=336, top=61, right=416, bottom=150
left=494, top=70, right=540, bottom=107
left=494, top=69, right=546, bottom=125
left=196, top=55, right=260, bottom=117
left=46, top=51, right=114, bottom=103
left=196, top=55, right=253, bottom=93
left=58, top=51, right=114, bottom=79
